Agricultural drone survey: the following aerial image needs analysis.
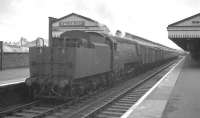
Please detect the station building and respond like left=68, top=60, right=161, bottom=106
left=49, top=13, right=110, bottom=46
left=167, top=13, right=200, bottom=58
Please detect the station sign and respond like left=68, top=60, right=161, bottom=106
left=49, top=13, right=110, bottom=40
left=59, top=21, right=85, bottom=27
left=192, top=20, right=200, bottom=24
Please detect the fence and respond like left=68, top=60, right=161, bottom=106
left=0, top=41, right=29, bottom=70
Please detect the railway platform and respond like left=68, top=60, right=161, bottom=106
left=121, top=55, right=200, bottom=118
left=0, top=68, right=29, bottom=86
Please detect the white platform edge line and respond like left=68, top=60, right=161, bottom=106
left=0, top=78, right=26, bottom=86
left=121, top=57, right=185, bottom=118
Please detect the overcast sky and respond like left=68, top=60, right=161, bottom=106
left=0, top=0, right=200, bottom=49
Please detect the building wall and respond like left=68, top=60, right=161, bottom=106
left=2, top=52, right=29, bottom=69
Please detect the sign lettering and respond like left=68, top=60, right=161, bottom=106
left=59, top=21, right=85, bottom=27
left=192, top=21, right=200, bottom=24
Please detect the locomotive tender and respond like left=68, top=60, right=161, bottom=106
left=26, top=30, right=178, bottom=99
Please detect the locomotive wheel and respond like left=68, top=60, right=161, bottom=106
left=28, top=87, right=34, bottom=98
left=71, top=84, right=83, bottom=98
left=106, top=73, right=114, bottom=86
left=60, top=85, right=71, bottom=97
left=100, top=75, right=107, bottom=87
left=90, top=79, right=98, bottom=91
left=85, top=80, right=94, bottom=95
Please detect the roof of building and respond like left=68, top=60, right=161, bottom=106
left=52, top=13, right=99, bottom=23
left=168, top=12, right=200, bottom=27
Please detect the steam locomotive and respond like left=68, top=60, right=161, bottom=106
left=25, top=30, right=178, bottom=99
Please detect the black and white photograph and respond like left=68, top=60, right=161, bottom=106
left=0, top=0, right=199, bottom=117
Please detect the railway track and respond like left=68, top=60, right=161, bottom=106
left=0, top=99, right=74, bottom=118
left=82, top=71, right=166, bottom=118
left=0, top=59, right=179, bottom=118
left=66, top=60, right=177, bottom=118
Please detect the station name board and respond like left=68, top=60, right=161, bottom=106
left=59, top=21, right=85, bottom=27
left=192, top=20, right=200, bottom=24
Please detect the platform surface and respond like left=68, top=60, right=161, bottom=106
left=162, top=56, right=200, bottom=118
left=0, top=68, right=29, bottom=86
left=121, top=56, right=186, bottom=118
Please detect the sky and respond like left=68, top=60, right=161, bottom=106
left=0, top=0, right=200, bottom=49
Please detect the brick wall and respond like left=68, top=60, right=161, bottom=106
left=2, top=52, right=29, bottom=69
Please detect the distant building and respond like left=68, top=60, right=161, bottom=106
left=23, top=37, right=48, bottom=47
left=2, top=37, right=47, bottom=52
left=49, top=13, right=110, bottom=39
left=167, top=13, right=200, bottom=57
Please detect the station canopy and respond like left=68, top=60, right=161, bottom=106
left=167, top=13, right=200, bottom=51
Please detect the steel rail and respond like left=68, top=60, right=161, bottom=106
left=81, top=60, right=176, bottom=118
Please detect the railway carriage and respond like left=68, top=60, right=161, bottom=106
left=111, top=36, right=140, bottom=77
